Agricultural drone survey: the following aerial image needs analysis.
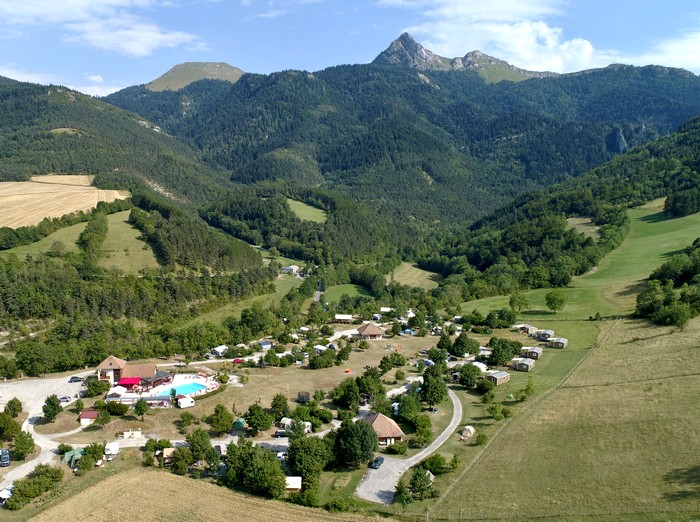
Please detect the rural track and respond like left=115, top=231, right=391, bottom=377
left=354, top=388, right=462, bottom=504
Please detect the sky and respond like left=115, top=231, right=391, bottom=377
left=0, top=0, right=699, bottom=96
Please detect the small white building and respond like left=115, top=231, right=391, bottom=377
left=285, top=476, right=302, bottom=491
left=281, top=265, right=300, bottom=275
left=177, top=397, right=195, bottom=408
left=335, top=314, right=353, bottom=323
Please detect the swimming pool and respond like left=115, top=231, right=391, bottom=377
left=163, top=382, right=207, bottom=397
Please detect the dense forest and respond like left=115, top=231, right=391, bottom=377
left=105, top=54, right=700, bottom=225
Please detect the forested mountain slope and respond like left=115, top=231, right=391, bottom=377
left=422, top=116, right=700, bottom=302
left=104, top=34, right=700, bottom=225
left=0, top=78, right=229, bottom=205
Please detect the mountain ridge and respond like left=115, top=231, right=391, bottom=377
left=146, top=62, right=245, bottom=92
left=373, top=33, right=558, bottom=82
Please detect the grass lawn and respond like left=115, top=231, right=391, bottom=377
left=388, top=262, right=442, bottom=291
left=0, top=221, right=87, bottom=258
left=99, top=211, right=159, bottom=273
left=323, top=284, right=372, bottom=303
left=286, top=198, right=327, bottom=223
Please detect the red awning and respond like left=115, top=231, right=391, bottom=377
left=117, top=377, right=141, bottom=386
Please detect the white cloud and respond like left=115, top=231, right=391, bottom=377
left=379, top=0, right=616, bottom=73
left=0, top=65, right=58, bottom=84
left=624, top=30, right=700, bottom=73
left=85, top=73, right=105, bottom=83
left=0, top=0, right=200, bottom=56
left=68, top=83, right=126, bottom=96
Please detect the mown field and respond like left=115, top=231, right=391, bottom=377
left=0, top=175, right=127, bottom=228
left=287, top=197, right=327, bottom=223
left=324, top=284, right=372, bottom=303
left=0, top=221, right=88, bottom=258
left=98, top=210, right=159, bottom=273
left=389, top=262, right=442, bottom=291
left=29, top=467, right=386, bottom=522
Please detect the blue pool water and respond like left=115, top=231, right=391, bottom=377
left=164, top=382, right=207, bottom=396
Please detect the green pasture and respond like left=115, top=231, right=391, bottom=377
left=322, top=284, right=371, bottom=303
left=0, top=221, right=87, bottom=258
left=99, top=211, right=159, bottom=273
left=388, top=262, right=442, bottom=290
left=286, top=197, right=327, bottom=223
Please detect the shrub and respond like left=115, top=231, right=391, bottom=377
left=193, top=384, right=227, bottom=401
left=476, top=379, right=495, bottom=394
left=216, top=373, right=229, bottom=384
left=386, top=440, right=408, bottom=455
left=480, top=391, right=495, bottom=404
left=56, top=443, right=74, bottom=455
left=106, top=401, right=129, bottom=416
left=325, top=497, right=352, bottom=513
left=475, top=433, right=488, bottom=446
left=86, top=379, right=110, bottom=398
left=423, top=454, right=448, bottom=475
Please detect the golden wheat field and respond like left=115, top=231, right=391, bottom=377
left=33, top=468, right=390, bottom=522
left=0, top=176, right=128, bottom=228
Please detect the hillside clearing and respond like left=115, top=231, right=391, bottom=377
left=567, top=216, right=600, bottom=239
left=0, top=178, right=128, bottom=228
left=388, top=262, right=442, bottom=290
left=406, top=200, right=700, bottom=521
left=0, top=221, right=87, bottom=257
left=323, top=284, right=371, bottom=303
left=99, top=211, right=159, bottom=273
left=286, top=197, right=327, bottom=223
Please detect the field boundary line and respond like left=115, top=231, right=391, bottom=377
left=429, top=318, right=620, bottom=516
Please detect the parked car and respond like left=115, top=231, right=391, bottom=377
left=276, top=452, right=287, bottom=461
left=368, top=456, right=384, bottom=469
left=233, top=358, right=244, bottom=364
left=68, top=376, right=83, bottom=383
left=273, top=430, right=287, bottom=438
left=59, top=396, right=72, bottom=403
left=0, top=449, right=10, bottom=467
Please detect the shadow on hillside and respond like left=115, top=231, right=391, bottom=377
left=663, top=466, right=700, bottom=501
left=638, top=211, right=671, bottom=224
left=661, top=248, right=687, bottom=258
left=521, top=309, right=552, bottom=316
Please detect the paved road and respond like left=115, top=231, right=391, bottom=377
left=0, top=371, right=93, bottom=490
left=354, top=389, right=463, bottom=504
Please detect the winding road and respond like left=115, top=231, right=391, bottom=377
left=355, top=388, right=463, bottom=504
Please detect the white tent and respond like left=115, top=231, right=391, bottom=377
left=460, top=425, right=475, bottom=438
left=108, top=385, right=127, bottom=396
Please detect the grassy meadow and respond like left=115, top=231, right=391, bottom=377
left=323, top=284, right=372, bottom=303
left=286, top=197, right=327, bottom=223
left=388, top=262, right=442, bottom=291
left=98, top=211, right=159, bottom=273
left=0, top=221, right=87, bottom=258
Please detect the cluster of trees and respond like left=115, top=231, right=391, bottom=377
left=0, top=397, right=34, bottom=463
left=3, top=464, right=63, bottom=510
left=129, top=194, right=262, bottom=270
left=635, top=238, right=700, bottom=328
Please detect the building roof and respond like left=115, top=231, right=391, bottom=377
left=285, top=476, right=302, bottom=490
left=490, top=371, right=510, bottom=379
left=360, top=412, right=405, bottom=439
left=97, top=355, right=127, bottom=371
left=526, top=346, right=543, bottom=353
left=519, top=358, right=536, bottom=366
left=357, top=322, right=385, bottom=336
left=117, top=377, right=141, bottom=386
left=121, top=363, right=157, bottom=379
left=78, top=409, right=99, bottom=419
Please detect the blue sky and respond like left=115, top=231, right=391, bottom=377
left=1, top=0, right=699, bottom=96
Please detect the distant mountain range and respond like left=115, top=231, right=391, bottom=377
left=103, top=33, right=700, bottom=225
